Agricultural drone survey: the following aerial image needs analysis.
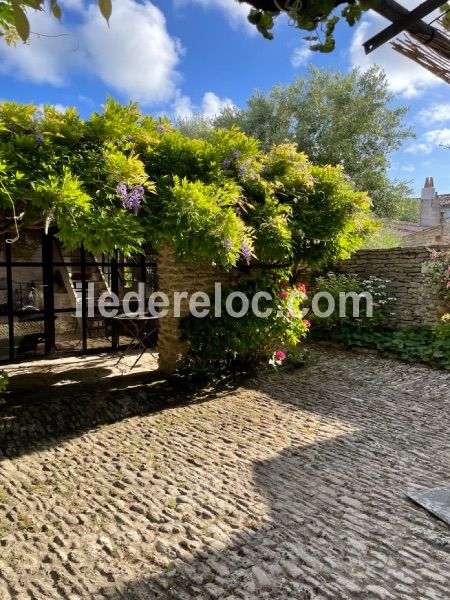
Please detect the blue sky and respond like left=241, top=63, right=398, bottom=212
left=0, top=0, right=449, bottom=196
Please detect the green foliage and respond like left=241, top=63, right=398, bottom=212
left=175, top=115, right=214, bottom=141
left=0, top=0, right=109, bottom=43
left=441, top=3, right=450, bottom=31
left=361, top=222, right=403, bottom=250
left=0, top=98, right=371, bottom=269
left=311, top=273, right=450, bottom=370
left=290, top=164, right=372, bottom=265
left=422, top=249, right=450, bottom=304
left=391, top=192, right=420, bottom=223
left=0, top=0, right=376, bottom=52
left=179, top=273, right=309, bottom=382
left=0, top=369, right=8, bottom=399
left=158, top=177, right=253, bottom=269
left=331, top=323, right=450, bottom=370
left=244, top=0, right=375, bottom=52
left=311, top=273, right=395, bottom=337
left=214, top=67, right=414, bottom=219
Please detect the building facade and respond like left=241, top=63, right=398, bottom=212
left=399, top=177, right=450, bottom=247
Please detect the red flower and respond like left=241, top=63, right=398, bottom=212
left=297, top=282, right=307, bottom=294
left=304, top=319, right=311, bottom=329
left=280, top=280, right=289, bottom=288
left=279, top=290, right=289, bottom=299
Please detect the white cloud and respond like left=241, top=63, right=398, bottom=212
left=173, top=0, right=253, bottom=32
left=404, top=142, right=433, bottom=155
left=173, top=94, right=194, bottom=119
left=0, top=0, right=183, bottom=105
left=350, top=11, right=443, bottom=98
left=423, top=128, right=450, bottom=146
left=173, top=91, right=233, bottom=119
left=417, top=103, right=450, bottom=125
left=0, top=11, right=75, bottom=85
left=291, top=43, right=312, bottom=68
left=201, top=91, right=233, bottom=117
left=36, top=103, right=69, bottom=114
left=80, top=0, right=183, bottom=104
left=404, top=129, right=450, bottom=154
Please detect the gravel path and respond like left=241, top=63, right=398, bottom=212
left=0, top=348, right=450, bottom=599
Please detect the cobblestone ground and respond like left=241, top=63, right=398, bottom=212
left=1, top=348, right=450, bottom=599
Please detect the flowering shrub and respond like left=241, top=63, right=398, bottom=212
left=422, top=249, right=450, bottom=304
left=0, top=100, right=373, bottom=267
left=310, top=273, right=450, bottom=370
left=179, top=273, right=310, bottom=381
left=310, top=273, right=396, bottom=342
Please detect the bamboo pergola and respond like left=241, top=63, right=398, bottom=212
left=364, top=0, right=450, bottom=84
left=391, top=17, right=450, bottom=84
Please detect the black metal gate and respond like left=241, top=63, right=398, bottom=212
left=0, top=230, right=157, bottom=364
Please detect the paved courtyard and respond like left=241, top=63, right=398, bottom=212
left=0, top=348, right=450, bottom=599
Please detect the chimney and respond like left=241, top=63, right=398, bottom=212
left=420, top=177, right=440, bottom=227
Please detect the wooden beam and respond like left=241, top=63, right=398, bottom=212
left=364, top=0, right=445, bottom=53
left=372, top=0, right=450, bottom=60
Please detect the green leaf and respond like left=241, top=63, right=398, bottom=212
left=23, top=0, right=44, bottom=10
left=12, top=2, right=30, bottom=42
left=98, top=0, right=112, bottom=24
left=51, top=2, right=62, bottom=20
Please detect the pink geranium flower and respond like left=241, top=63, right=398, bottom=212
left=274, top=350, right=286, bottom=360
left=297, top=282, right=307, bottom=294
left=279, top=290, right=289, bottom=299
left=304, top=319, right=311, bottom=329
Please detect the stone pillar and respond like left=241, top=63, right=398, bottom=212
left=156, top=246, right=267, bottom=373
left=156, top=246, right=190, bottom=373
left=156, top=246, right=232, bottom=373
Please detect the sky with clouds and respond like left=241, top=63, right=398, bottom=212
left=0, top=0, right=449, bottom=196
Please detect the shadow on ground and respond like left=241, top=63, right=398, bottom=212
left=0, top=370, right=241, bottom=459
left=1, top=349, right=450, bottom=599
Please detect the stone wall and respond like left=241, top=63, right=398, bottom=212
left=156, top=246, right=266, bottom=373
left=339, top=246, right=445, bottom=326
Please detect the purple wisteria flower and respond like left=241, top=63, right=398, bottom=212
left=224, top=238, right=233, bottom=249
left=234, top=205, right=242, bottom=217
left=116, top=182, right=144, bottom=215
left=36, top=134, right=44, bottom=144
left=116, top=181, right=128, bottom=200
left=237, top=164, right=247, bottom=176
left=230, top=148, right=241, bottom=159
left=222, top=158, right=232, bottom=169
left=125, top=185, right=145, bottom=214
left=241, top=242, right=252, bottom=264
left=156, top=125, right=165, bottom=134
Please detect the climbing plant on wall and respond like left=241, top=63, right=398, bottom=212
left=0, top=98, right=373, bottom=268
